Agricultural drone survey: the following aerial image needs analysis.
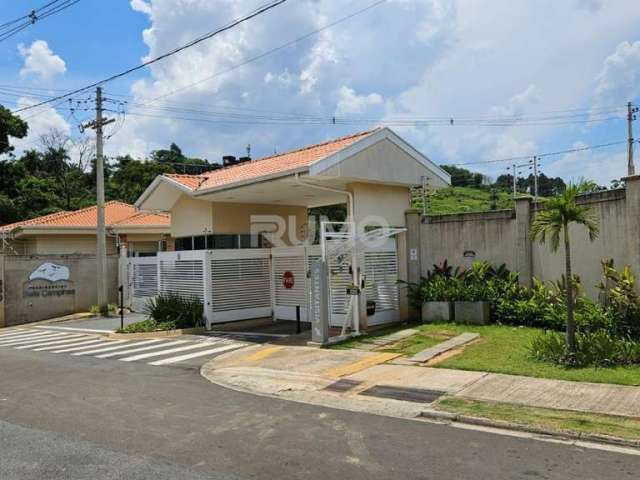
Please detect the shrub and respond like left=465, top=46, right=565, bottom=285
left=117, top=319, right=178, bottom=333
left=144, top=293, right=204, bottom=329
left=529, top=330, right=640, bottom=367
left=90, top=304, right=117, bottom=316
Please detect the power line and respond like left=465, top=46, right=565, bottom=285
left=11, top=0, right=289, bottom=114
left=0, top=1, right=81, bottom=43
left=448, top=140, right=628, bottom=167
left=137, top=0, right=389, bottom=107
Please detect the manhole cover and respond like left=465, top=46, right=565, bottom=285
left=359, top=385, right=445, bottom=403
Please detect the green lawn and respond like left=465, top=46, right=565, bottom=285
left=419, top=323, right=640, bottom=386
left=414, top=186, right=516, bottom=214
left=434, top=397, right=640, bottom=441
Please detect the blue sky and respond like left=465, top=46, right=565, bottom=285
left=1, top=0, right=640, bottom=186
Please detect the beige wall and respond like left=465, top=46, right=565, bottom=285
left=170, top=195, right=212, bottom=238
left=420, top=210, right=518, bottom=274
left=411, top=183, right=639, bottom=299
left=7, top=235, right=117, bottom=256
left=1, top=254, right=118, bottom=326
left=168, top=193, right=309, bottom=246
left=318, top=137, right=449, bottom=188
left=349, top=182, right=410, bottom=227
left=532, top=190, right=630, bottom=297
left=211, top=202, right=308, bottom=246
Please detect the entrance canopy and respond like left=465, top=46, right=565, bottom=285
left=136, top=127, right=450, bottom=213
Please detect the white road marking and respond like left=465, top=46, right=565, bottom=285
left=33, top=325, right=113, bottom=333
left=31, top=338, right=105, bottom=352
left=73, top=339, right=163, bottom=356
left=13, top=334, right=88, bottom=349
left=50, top=340, right=125, bottom=353
left=119, top=341, right=228, bottom=362
left=0, top=330, right=33, bottom=339
left=0, top=332, right=72, bottom=347
left=148, top=343, right=245, bottom=366
left=95, top=340, right=189, bottom=359
left=0, top=331, right=62, bottom=344
left=207, top=330, right=289, bottom=338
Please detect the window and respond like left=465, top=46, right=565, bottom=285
left=174, top=234, right=263, bottom=250
left=213, top=234, right=238, bottom=249
left=175, top=237, right=193, bottom=251
left=193, top=235, right=206, bottom=250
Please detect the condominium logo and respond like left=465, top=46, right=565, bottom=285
left=24, top=262, right=75, bottom=298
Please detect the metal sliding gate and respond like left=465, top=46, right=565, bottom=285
left=122, top=240, right=401, bottom=329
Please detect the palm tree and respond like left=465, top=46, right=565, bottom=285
left=530, top=182, right=599, bottom=353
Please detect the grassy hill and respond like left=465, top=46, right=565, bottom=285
left=413, top=186, right=516, bottom=215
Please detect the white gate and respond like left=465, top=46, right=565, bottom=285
left=207, top=249, right=272, bottom=324
left=123, top=238, right=400, bottom=329
left=363, top=238, right=400, bottom=325
left=124, top=256, right=159, bottom=312
left=158, top=250, right=206, bottom=302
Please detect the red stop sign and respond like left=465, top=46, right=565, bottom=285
left=282, top=271, right=295, bottom=289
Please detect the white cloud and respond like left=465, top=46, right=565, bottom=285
left=18, top=40, right=66, bottom=80
left=96, top=0, right=640, bottom=188
left=336, top=86, right=383, bottom=115
left=12, top=97, right=72, bottom=153
left=593, top=40, right=640, bottom=111
left=544, top=141, right=627, bottom=186
left=130, top=0, right=152, bottom=16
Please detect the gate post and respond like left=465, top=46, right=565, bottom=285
left=0, top=254, right=5, bottom=328
left=203, top=250, right=212, bottom=330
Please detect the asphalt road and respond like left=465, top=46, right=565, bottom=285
left=1, top=347, right=639, bottom=479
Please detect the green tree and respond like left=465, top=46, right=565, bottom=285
left=530, top=182, right=599, bottom=354
left=108, top=155, right=175, bottom=204
left=440, top=165, right=484, bottom=187
left=0, top=105, right=28, bottom=155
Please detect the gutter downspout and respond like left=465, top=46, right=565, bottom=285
left=295, top=173, right=360, bottom=335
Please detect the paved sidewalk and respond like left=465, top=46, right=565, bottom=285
left=201, top=344, right=640, bottom=419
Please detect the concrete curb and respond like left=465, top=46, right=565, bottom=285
left=108, top=326, right=207, bottom=339
left=419, top=409, right=640, bottom=449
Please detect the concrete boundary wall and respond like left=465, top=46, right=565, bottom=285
left=0, top=254, right=118, bottom=327
left=406, top=175, right=640, bottom=299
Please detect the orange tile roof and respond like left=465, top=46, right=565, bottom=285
left=166, top=128, right=379, bottom=192
left=111, top=211, right=170, bottom=227
left=0, top=201, right=170, bottom=233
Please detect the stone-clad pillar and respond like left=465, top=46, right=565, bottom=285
left=514, top=197, right=533, bottom=288
left=404, top=209, right=422, bottom=320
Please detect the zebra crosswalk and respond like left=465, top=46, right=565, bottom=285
left=0, top=327, right=247, bottom=368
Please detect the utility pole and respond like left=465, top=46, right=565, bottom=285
left=533, top=155, right=539, bottom=207
left=81, top=87, right=115, bottom=314
left=628, top=101, right=638, bottom=176
left=421, top=175, right=429, bottom=215
left=511, top=164, right=517, bottom=199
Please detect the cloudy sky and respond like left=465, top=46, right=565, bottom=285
left=1, top=0, right=639, bottom=185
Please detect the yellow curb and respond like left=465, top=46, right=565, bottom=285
left=323, top=352, right=401, bottom=378
left=242, top=346, right=284, bottom=362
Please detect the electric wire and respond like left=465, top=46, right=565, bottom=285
left=11, top=0, right=289, bottom=113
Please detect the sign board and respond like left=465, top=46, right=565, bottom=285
left=282, top=270, right=295, bottom=289
left=23, top=262, right=75, bottom=298
left=410, top=248, right=418, bottom=261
